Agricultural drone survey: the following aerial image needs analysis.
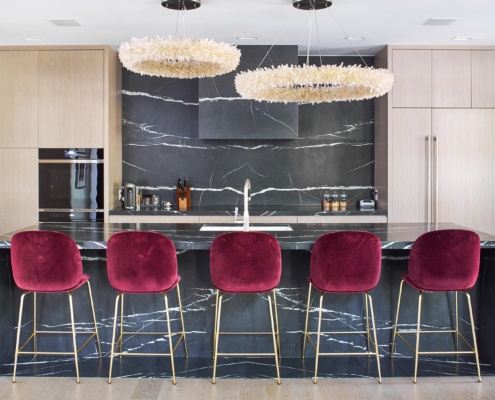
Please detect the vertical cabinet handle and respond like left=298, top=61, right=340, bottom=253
left=433, top=136, right=438, bottom=224
left=426, top=136, right=431, bottom=224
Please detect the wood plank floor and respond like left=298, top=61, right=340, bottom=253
left=1, top=376, right=494, bottom=400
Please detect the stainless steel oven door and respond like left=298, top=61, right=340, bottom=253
left=39, top=148, right=104, bottom=222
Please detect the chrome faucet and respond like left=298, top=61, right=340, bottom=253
left=234, top=179, right=251, bottom=230
left=243, top=179, right=251, bottom=231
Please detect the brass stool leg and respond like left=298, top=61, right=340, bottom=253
left=68, top=292, right=80, bottom=383
left=164, top=293, right=176, bottom=385
left=367, top=293, right=382, bottom=383
left=313, top=292, right=324, bottom=384
left=13, top=292, right=29, bottom=383
left=212, top=292, right=223, bottom=384
left=33, top=292, right=37, bottom=357
left=464, top=291, right=482, bottom=382
left=266, top=292, right=281, bottom=385
left=365, top=292, right=370, bottom=355
left=176, top=283, right=188, bottom=358
left=86, top=281, right=102, bottom=357
left=272, top=289, right=281, bottom=359
left=391, top=279, right=405, bottom=356
left=212, top=290, right=219, bottom=359
left=455, top=291, right=459, bottom=352
left=108, top=293, right=122, bottom=384
left=413, top=291, right=423, bottom=383
left=119, top=293, right=125, bottom=356
left=302, top=283, right=312, bottom=358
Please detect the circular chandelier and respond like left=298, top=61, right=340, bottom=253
left=235, top=64, right=394, bottom=104
left=119, top=36, right=241, bottom=79
left=234, top=0, right=393, bottom=103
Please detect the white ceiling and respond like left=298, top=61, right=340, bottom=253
left=1, top=0, right=495, bottom=56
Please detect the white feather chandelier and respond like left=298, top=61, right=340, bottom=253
left=119, top=0, right=240, bottom=79
left=235, top=63, right=394, bottom=104
left=235, top=0, right=393, bottom=104
left=119, top=36, right=241, bottom=79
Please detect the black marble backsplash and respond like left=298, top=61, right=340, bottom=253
left=122, top=53, right=376, bottom=208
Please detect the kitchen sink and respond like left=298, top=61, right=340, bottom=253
left=199, top=225, right=293, bottom=232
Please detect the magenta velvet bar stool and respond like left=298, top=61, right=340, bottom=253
left=392, top=229, right=482, bottom=382
left=210, top=231, right=282, bottom=384
left=10, top=230, right=102, bottom=383
left=106, top=231, right=188, bottom=384
left=303, top=231, right=382, bottom=384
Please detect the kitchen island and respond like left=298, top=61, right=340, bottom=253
left=0, top=222, right=494, bottom=381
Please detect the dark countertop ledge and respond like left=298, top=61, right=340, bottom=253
left=1, top=222, right=494, bottom=252
left=109, top=205, right=387, bottom=217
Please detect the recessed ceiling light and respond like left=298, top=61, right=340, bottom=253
left=48, top=19, right=81, bottom=27
left=24, top=37, right=44, bottom=42
left=452, top=36, right=474, bottom=41
left=345, top=36, right=366, bottom=41
left=423, top=18, right=458, bottom=26
left=237, top=37, right=258, bottom=40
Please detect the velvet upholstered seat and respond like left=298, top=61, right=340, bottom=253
left=10, top=230, right=101, bottom=383
left=106, top=231, right=188, bottom=384
left=210, top=231, right=282, bottom=384
left=392, top=229, right=482, bottom=382
left=303, top=231, right=382, bottom=383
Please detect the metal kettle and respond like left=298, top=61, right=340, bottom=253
left=123, top=181, right=136, bottom=209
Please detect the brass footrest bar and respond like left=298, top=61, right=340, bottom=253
left=18, top=331, right=98, bottom=354
left=317, top=352, right=381, bottom=357
left=108, top=287, right=188, bottom=385
left=216, top=352, right=277, bottom=357
left=112, top=352, right=174, bottom=357
left=112, top=332, right=186, bottom=354
left=13, top=283, right=102, bottom=384
left=218, top=331, right=274, bottom=335
left=303, top=286, right=382, bottom=384
left=391, top=282, right=481, bottom=383
left=212, top=290, right=281, bottom=385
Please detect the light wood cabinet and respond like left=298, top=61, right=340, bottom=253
left=0, top=46, right=122, bottom=227
left=472, top=50, right=495, bottom=108
left=432, top=50, right=471, bottom=108
left=0, top=149, right=38, bottom=234
left=392, top=49, right=431, bottom=108
left=39, top=50, right=105, bottom=148
left=389, top=109, right=431, bottom=223
left=433, top=109, right=494, bottom=235
left=376, top=45, right=495, bottom=235
left=0, top=51, right=39, bottom=147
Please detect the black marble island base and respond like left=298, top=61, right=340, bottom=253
left=0, top=223, right=495, bottom=381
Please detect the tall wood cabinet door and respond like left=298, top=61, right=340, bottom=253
left=433, top=109, right=494, bottom=234
left=0, top=149, right=38, bottom=234
left=39, top=50, right=104, bottom=148
left=0, top=51, right=38, bottom=147
left=432, top=50, right=471, bottom=108
left=389, top=109, right=432, bottom=223
left=472, top=50, right=495, bottom=108
left=392, top=50, right=432, bottom=108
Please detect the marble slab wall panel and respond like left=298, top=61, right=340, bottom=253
left=122, top=54, right=376, bottom=208
left=199, top=45, right=299, bottom=139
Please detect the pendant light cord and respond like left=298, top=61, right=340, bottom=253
left=327, top=9, right=368, bottom=67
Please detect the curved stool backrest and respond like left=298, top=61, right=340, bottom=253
left=408, top=229, right=480, bottom=291
left=11, top=230, right=83, bottom=292
left=310, top=231, right=382, bottom=293
left=210, top=231, right=282, bottom=293
left=106, top=231, right=179, bottom=293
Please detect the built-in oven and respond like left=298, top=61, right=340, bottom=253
left=39, top=148, right=104, bottom=222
